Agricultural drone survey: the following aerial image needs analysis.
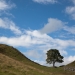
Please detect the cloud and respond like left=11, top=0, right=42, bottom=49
left=0, top=30, right=75, bottom=52
left=0, top=30, right=51, bottom=47
left=39, top=18, right=65, bottom=34
left=34, top=60, right=46, bottom=65
left=0, top=18, right=22, bottom=35
left=63, top=56, right=75, bottom=65
left=65, top=6, right=75, bottom=20
left=72, top=0, right=75, bottom=5
left=24, top=50, right=42, bottom=59
left=65, top=0, right=75, bottom=20
left=32, top=0, right=57, bottom=4
left=40, top=18, right=75, bottom=35
left=64, top=26, right=75, bottom=34
left=0, top=0, right=16, bottom=11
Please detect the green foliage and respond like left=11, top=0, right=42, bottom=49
left=46, top=49, right=64, bottom=67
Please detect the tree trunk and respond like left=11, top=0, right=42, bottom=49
left=53, top=61, right=55, bottom=67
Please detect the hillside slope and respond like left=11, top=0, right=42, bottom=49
left=66, top=61, right=75, bottom=67
left=0, top=44, right=75, bottom=75
left=0, top=53, right=52, bottom=75
left=0, top=44, right=42, bottom=67
left=0, top=44, right=31, bottom=63
left=0, top=44, right=51, bottom=75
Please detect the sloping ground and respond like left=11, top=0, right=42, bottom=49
left=0, top=44, right=52, bottom=75
left=0, top=44, right=75, bottom=75
left=0, top=53, right=52, bottom=75
left=0, top=44, right=41, bottom=68
left=0, top=44, right=31, bottom=63
left=66, top=61, right=75, bottom=67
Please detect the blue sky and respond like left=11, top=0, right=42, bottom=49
left=0, top=0, right=75, bottom=66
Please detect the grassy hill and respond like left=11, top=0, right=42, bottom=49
left=66, top=61, right=75, bottom=67
left=0, top=44, right=75, bottom=75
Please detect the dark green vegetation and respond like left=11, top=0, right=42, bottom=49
left=0, top=44, right=75, bottom=75
left=46, top=49, right=64, bottom=67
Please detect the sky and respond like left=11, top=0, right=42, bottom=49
left=0, top=0, right=75, bottom=66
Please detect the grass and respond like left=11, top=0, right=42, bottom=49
left=0, top=44, right=75, bottom=75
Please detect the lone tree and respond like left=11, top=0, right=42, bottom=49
left=46, top=49, right=64, bottom=67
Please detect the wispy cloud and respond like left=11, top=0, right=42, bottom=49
left=0, top=0, right=16, bottom=11
left=72, top=0, right=75, bottom=5
left=64, top=26, right=75, bottom=34
left=65, top=6, right=75, bottom=20
left=0, top=18, right=22, bottom=35
left=34, top=60, right=46, bottom=65
left=32, top=0, right=57, bottom=4
left=24, top=50, right=42, bottom=59
left=0, top=30, right=75, bottom=53
left=65, top=0, right=75, bottom=20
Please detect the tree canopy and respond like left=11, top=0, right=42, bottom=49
left=46, top=49, right=64, bottom=67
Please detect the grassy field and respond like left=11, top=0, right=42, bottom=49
left=0, top=44, right=75, bottom=75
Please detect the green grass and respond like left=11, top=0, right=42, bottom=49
left=0, top=44, right=75, bottom=75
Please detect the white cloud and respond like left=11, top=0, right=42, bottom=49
left=40, top=18, right=65, bottom=34
left=0, top=30, right=75, bottom=52
left=65, top=0, right=75, bottom=20
left=63, top=56, right=75, bottom=65
left=64, top=26, right=75, bottom=34
left=0, top=18, right=22, bottom=35
left=0, top=30, right=51, bottom=47
left=66, top=6, right=75, bottom=14
left=0, top=0, right=15, bottom=11
left=33, top=0, right=57, bottom=4
left=65, top=6, right=75, bottom=20
left=24, top=50, right=42, bottom=59
left=40, top=18, right=75, bottom=35
left=34, top=60, right=46, bottom=65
